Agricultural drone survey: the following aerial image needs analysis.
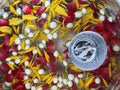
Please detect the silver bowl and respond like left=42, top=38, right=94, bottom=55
left=69, top=31, right=107, bottom=71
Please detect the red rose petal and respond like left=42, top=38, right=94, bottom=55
left=107, top=45, right=115, bottom=57
left=111, top=36, right=120, bottom=45
left=0, top=19, right=9, bottom=26
left=71, top=82, right=78, bottom=90
left=21, top=4, right=32, bottom=14
left=36, top=6, right=45, bottom=15
left=78, top=0, right=87, bottom=4
left=12, top=81, right=25, bottom=90
left=97, top=67, right=109, bottom=80
left=36, top=19, right=46, bottom=28
left=0, top=63, right=10, bottom=74
left=4, top=35, right=10, bottom=46
left=9, top=45, right=18, bottom=52
left=95, top=22, right=105, bottom=33
left=63, top=49, right=69, bottom=59
left=42, top=84, right=49, bottom=90
left=0, top=48, right=9, bottom=61
left=46, top=62, right=56, bottom=73
left=46, top=40, right=55, bottom=53
left=29, top=0, right=40, bottom=4
left=15, top=69, right=24, bottom=80
left=36, top=56, right=47, bottom=67
left=67, top=2, right=77, bottom=13
left=5, top=74, right=14, bottom=82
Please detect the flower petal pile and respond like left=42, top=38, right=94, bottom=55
left=0, top=0, right=119, bottom=90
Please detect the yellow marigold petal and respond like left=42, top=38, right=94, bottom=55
left=22, top=15, right=38, bottom=20
left=26, top=21, right=38, bottom=30
left=21, top=40, right=25, bottom=50
left=0, top=26, right=12, bottom=34
left=69, top=64, right=82, bottom=72
left=85, top=76, right=95, bottom=88
left=55, top=5, right=67, bottom=16
left=79, top=79, right=84, bottom=87
left=46, top=76, right=53, bottom=84
left=12, top=0, right=20, bottom=6
left=10, top=34, right=18, bottom=46
left=25, top=47, right=36, bottom=53
left=9, top=18, right=23, bottom=25
left=108, top=63, right=112, bottom=77
left=19, top=56, right=29, bottom=65
left=10, top=56, right=21, bottom=60
left=102, top=78, right=109, bottom=87
left=32, top=70, right=41, bottom=80
left=44, top=50, right=50, bottom=62
left=39, top=32, right=48, bottom=41
left=9, top=5, right=18, bottom=16
left=7, top=63, right=15, bottom=70
left=36, top=47, right=42, bottom=56
left=32, top=31, right=40, bottom=41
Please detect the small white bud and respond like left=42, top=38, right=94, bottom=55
left=25, top=68, right=32, bottom=75
left=90, top=88, right=96, bottom=90
left=24, top=75, right=29, bottom=80
left=50, top=22, right=57, bottom=29
left=52, top=33, right=58, bottom=39
left=95, top=77, right=101, bottom=84
left=32, top=49, right=37, bottom=54
left=66, top=41, right=71, bottom=47
left=28, top=32, right=34, bottom=38
left=31, top=86, right=36, bottom=90
left=33, top=78, right=39, bottom=84
left=0, top=61, right=2, bottom=65
left=66, top=23, right=73, bottom=28
left=75, top=11, right=82, bottom=18
left=51, top=85, right=58, bottom=90
left=0, top=9, right=4, bottom=15
left=41, top=40, right=46, bottom=45
left=8, top=70, right=12, bottom=74
left=99, top=15, right=105, bottom=21
left=12, top=51, right=17, bottom=56
left=37, top=87, right=43, bottom=90
left=44, top=29, right=50, bottom=34
left=41, top=13, right=47, bottom=19
left=99, top=9, right=105, bottom=15
left=47, top=34, right=53, bottom=40
left=3, top=12, right=9, bottom=18
left=67, top=81, right=73, bottom=87
left=68, top=74, right=74, bottom=81
left=53, top=77, right=58, bottom=84
left=5, top=82, right=11, bottom=87
left=16, top=8, right=22, bottom=15
left=45, top=1, right=50, bottom=7
left=74, top=77, right=79, bottom=84
left=113, top=45, right=120, bottom=52
left=25, top=45, right=30, bottom=50
left=17, top=45, right=22, bottom=50
left=38, top=69, right=44, bottom=74
left=25, top=82, right=31, bottom=89
left=19, top=34, right=25, bottom=39
left=78, top=73, right=84, bottom=78
left=25, top=27, right=30, bottom=33
left=39, top=43, right=44, bottom=49
left=58, top=76, right=63, bottom=83
left=53, top=51, right=59, bottom=57
left=57, top=82, right=63, bottom=88
left=63, top=61, right=68, bottom=66
left=108, top=17, right=113, bottom=22
left=9, top=61, right=14, bottom=65
left=15, top=38, right=21, bottom=45
left=25, top=39, right=31, bottom=45
left=82, top=8, right=86, bottom=14
left=15, top=59, right=20, bottom=64
left=6, top=58, right=11, bottom=62
left=63, top=78, right=68, bottom=85
left=24, top=61, right=29, bottom=66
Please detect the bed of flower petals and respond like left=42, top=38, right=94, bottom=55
left=0, top=0, right=120, bottom=90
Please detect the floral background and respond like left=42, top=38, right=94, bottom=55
left=0, top=0, right=120, bottom=90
